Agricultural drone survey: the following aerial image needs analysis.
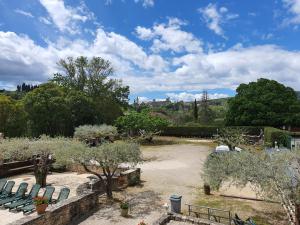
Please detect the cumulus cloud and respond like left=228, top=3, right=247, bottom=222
left=39, top=0, right=94, bottom=34
left=283, top=0, right=300, bottom=24
left=1, top=24, right=300, bottom=94
left=14, top=9, right=34, bottom=18
left=135, top=18, right=203, bottom=53
left=166, top=92, right=230, bottom=102
left=198, top=3, right=238, bottom=37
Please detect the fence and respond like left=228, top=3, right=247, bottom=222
left=187, top=204, right=232, bottom=225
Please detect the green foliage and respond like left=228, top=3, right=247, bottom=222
left=162, top=126, right=218, bottom=137
left=52, top=56, right=129, bottom=125
left=193, top=99, right=198, bottom=121
left=115, top=110, right=169, bottom=136
left=61, top=140, right=142, bottom=198
left=203, top=149, right=300, bottom=221
left=74, top=124, right=118, bottom=141
left=0, top=95, right=27, bottom=137
left=23, top=83, right=71, bottom=137
left=226, top=78, right=300, bottom=126
left=217, top=127, right=246, bottom=150
left=264, top=127, right=291, bottom=147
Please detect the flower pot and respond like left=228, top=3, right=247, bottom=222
left=121, top=208, right=128, bottom=217
left=36, top=204, right=48, bottom=214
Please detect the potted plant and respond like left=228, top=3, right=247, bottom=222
left=120, top=201, right=129, bottom=217
left=34, top=196, right=49, bottom=214
left=138, top=221, right=148, bottom=225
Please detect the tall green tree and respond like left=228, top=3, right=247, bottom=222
left=0, top=95, right=27, bottom=137
left=226, top=78, right=300, bottom=126
left=23, top=83, right=71, bottom=137
left=193, top=99, right=198, bottom=121
left=52, top=56, right=130, bottom=123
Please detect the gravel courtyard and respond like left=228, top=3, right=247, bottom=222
left=77, top=142, right=213, bottom=225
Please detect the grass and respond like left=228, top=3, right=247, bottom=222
left=194, top=188, right=286, bottom=225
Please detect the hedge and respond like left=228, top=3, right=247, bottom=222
left=161, top=126, right=262, bottom=138
left=264, top=127, right=291, bottom=148
left=161, top=126, right=218, bottom=137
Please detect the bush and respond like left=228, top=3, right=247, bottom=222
left=74, top=124, right=118, bottom=141
left=161, top=126, right=263, bottom=138
left=161, top=126, right=218, bottom=137
left=264, top=127, right=291, bottom=147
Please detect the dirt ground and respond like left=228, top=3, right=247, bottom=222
left=78, top=139, right=286, bottom=225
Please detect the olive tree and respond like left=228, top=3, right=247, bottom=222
left=59, top=141, right=142, bottom=198
left=217, top=127, right=246, bottom=150
left=74, top=124, right=118, bottom=143
left=203, top=149, right=300, bottom=225
left=0, top=136, right=77, bottom=187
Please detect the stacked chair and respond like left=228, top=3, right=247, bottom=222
left=0, top=179, right=71, bottom=215
left=0, top=180, right=15, bottom=199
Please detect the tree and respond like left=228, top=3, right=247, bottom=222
left=52, top=56, right=130, bottom=124
left=199, top=91, right=215, bottom=124
left=217, top=127, right=246, bottom=151
left=193, top=99, right=198, bottom=121
left=0, top=95, right=27, bottom=137
left=226, top=78, right=300, bottom=127
left=66, top=90, right=96, bottom=130
left=115, top=110, right=169, bottom=141
left=23, top=83, right=71, bottom=137
left=74, top=124, right=118, bottom=143
left=203, top=149, right=300, bottom=225
left=61, top=141, right=142, bottom=198
left=0, top=136, right=77, bottom=187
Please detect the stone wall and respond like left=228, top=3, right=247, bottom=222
left=153, top=213, right=225, bottom=225
left=8, top=191, right=100, bottom=225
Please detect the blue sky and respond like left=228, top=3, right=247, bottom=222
left=1, top=0, right=300, bottom=102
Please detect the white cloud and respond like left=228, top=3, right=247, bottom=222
left=283, top=0, right=300, bottom=24
left=1, top=29, right=300, bottom=95
left=39, top=0, right=94, bottom=34
left=166, top=92, right=229, bottom=102
left=198, top=4, right=238, bottom=37
left=134, top=0, right=154, bottom=8
left=39, top=17, right=52, bottom=25
left=135, top=18, right=203, bottom=53
left=14, top=9, right=34, bottom=18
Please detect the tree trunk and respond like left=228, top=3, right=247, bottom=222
left=35, top=169, right=48, bottom=188
left=295, top=203, right=300, bottom=225
left=106, top=176, right=113, bottom=199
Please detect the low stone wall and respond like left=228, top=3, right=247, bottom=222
left=153, top=213, right=225, bottom=225
left=8, top=191, right=99, bottom=225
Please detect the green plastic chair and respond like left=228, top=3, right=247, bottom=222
left=52, top=187, right=70, bottom=204
left=0, top=182, right=28, bottom=206
left=0, top=179, right=7, bottom=193
left=21, top=186, right=55, bottom=214
left=5, top=184, right=41, bottom=210
left=0, top=181, right=15, bottom=199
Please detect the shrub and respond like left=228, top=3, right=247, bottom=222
left=264, top=127, right=291, bottom=147
left=161, top=126, right=218, bottom=138
left=74, top=124, right=118, bottom=141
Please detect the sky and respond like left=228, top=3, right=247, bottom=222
left=1, top=0, right=300, bottom=102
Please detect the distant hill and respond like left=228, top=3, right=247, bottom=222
left=297, top=91, right=300, bottom=100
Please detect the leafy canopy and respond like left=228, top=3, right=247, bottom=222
left=115, top=110, right=169, bottom=136
left=226, top=78, right=300, bottom=126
